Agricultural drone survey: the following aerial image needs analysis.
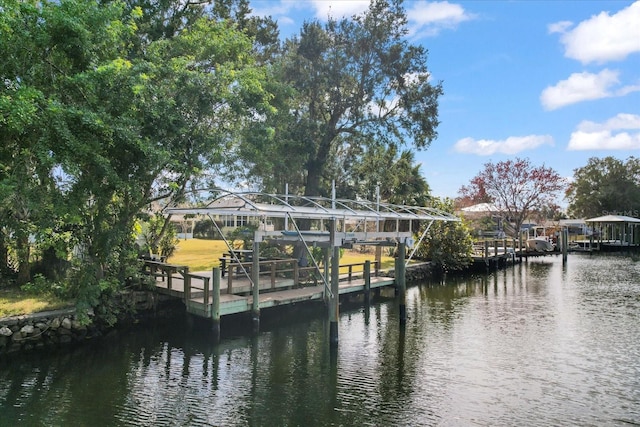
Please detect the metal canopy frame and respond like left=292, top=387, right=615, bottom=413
left=164, top=190, right=459, bottom=223
left=164, top=190, right=459, bottom=252
left=164, top=190, right=459, bottom=248
left=163, top=189, right=459, bottom=298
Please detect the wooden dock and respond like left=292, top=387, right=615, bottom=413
left=145, top=258, right=395, bottom=320
left=471, top=238, right=565, bottom=270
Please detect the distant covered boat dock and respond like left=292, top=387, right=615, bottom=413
left=578, top=214, right=640, bottom=251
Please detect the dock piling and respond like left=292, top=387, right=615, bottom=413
left=329, top=245, right=340, bottom=347
left=211, top=267, right=221, bottom=340
left=364, top=260, right=371, bottom=305
left=397, top=242, right=407, bottom=326
left=251, top=241, right=260, bottom=332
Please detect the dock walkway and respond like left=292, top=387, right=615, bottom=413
left=146, top=259, right=395, bottom=319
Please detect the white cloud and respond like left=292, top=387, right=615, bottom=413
left=547, top=20, right=572, bottom=34
left=248, top=1, right=300, bottom=29
left=568, top=113, right=640, bottom=150
left=408, top=1, right=475, bottom=37
left=454, top=135, right=554, bottom=155
left=249, top=1, right=474, bottom=38
left=577, top=113, right=640, bottom=133
left=551, top=1, right=640, bottom=64
left=540, top=69, right=640, bottom=110
left=310, top=0, right=370, bottom=20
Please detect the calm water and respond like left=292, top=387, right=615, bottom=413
left=1, top=254, right=640, bottom=426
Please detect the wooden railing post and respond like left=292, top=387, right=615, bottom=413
left=293, top=260, right=299, bottom=286
left=167, top=266, right=173, bottom=291
left=227, top=266, right=233, bottom=294
left=183, top=267, right=191, bottom=302
left=203, top=276, right=210, bottom=307
left=271, top=261, right=276, bottom=289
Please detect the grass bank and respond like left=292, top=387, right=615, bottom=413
left=167, top=238, right=396, bottom=272
left=0, top=288, right=73, bottom=318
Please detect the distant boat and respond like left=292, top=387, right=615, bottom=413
left=526, top=236, right=555, bottom=252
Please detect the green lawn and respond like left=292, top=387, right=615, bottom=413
left=168, top=238, right=396, bottom=272
left=0, top=288, right=73, bottom=318
left=167, top=238, right=232, bottom=271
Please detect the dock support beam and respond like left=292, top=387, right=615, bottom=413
left=397, top=242, right=407, bottom=326
left=328, top=218, right=340, bottom=347
left=364, top=260, right=371, bottom=305
left=211, top=267, right=221, bottom=341
left=329, top=245, right=340, bottom=347
left=251, top=241, right=260, bottom=332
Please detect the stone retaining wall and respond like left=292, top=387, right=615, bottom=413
left=0, top=291, right=163, bottom=356
left=0, top=308, right=97, bottom=355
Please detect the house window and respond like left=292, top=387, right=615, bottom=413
left=236, top=216, right=248, bottom=227
left=223, top=215, right=235, bottom=227
left=222, top=215, right=248, bottom=228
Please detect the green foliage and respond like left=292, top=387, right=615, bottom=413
left=566, top=156, right=640, bottom=218
left=141, top=214, right=179, bottom=258
left=0, top=0, right=272, bottom=315
left=20, top=274, right=68, bottom=300
left=333, top=144, right=431, bottom=205
left=415, top=198, right=473, bottom=272
left=228, top=225, right=258, bottom=250
left=193, top=219, right=223, bottom=239
left=235, top=0, right=442, bottom=197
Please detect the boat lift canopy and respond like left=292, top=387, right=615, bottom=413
left=163, top=190, right=459, bottom=250
left=164, top=189, right=459, bottom=297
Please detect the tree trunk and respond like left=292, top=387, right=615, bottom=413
left=16, top=233, right=30, bottom=285
left=0, top=229, right=8, bottom=273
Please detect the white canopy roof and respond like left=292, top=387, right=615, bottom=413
left=585, top=215, right=640, bottom=223
left=164, top=190, right=459, bottom=222
left=460, top=202, right=500, bottom=213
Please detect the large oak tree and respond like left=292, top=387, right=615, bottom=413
left=236, top=0, right=443, bottom=198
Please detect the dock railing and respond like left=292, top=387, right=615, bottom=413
left=339, top=261, right=381, bottom=280
left=473, top=238, right=521, bottom=259
left=142, top=260, right=188, bottom=292
left=225, top=258, right=299, bottom=294
left=145, top=257, right=385, bottom=302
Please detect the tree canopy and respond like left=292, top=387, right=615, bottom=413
left=0, top=0, right=448, bottom=319
left=566, top=156, right=640, bottom=218
left=459, top=158, right=565, bottom=236
left=415, top=198, right=473, bottom=272
left=234, top=0, right=442, bottom=198
left=0, top=0, right=270, bottom=297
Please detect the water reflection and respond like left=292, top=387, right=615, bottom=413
left=1, top=254, right=640, bottom=426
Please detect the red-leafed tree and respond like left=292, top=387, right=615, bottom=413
left=459, top=158, right=566, bottom=237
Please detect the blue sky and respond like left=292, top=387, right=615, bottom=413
left=250, top=1, right=640, bottom=201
